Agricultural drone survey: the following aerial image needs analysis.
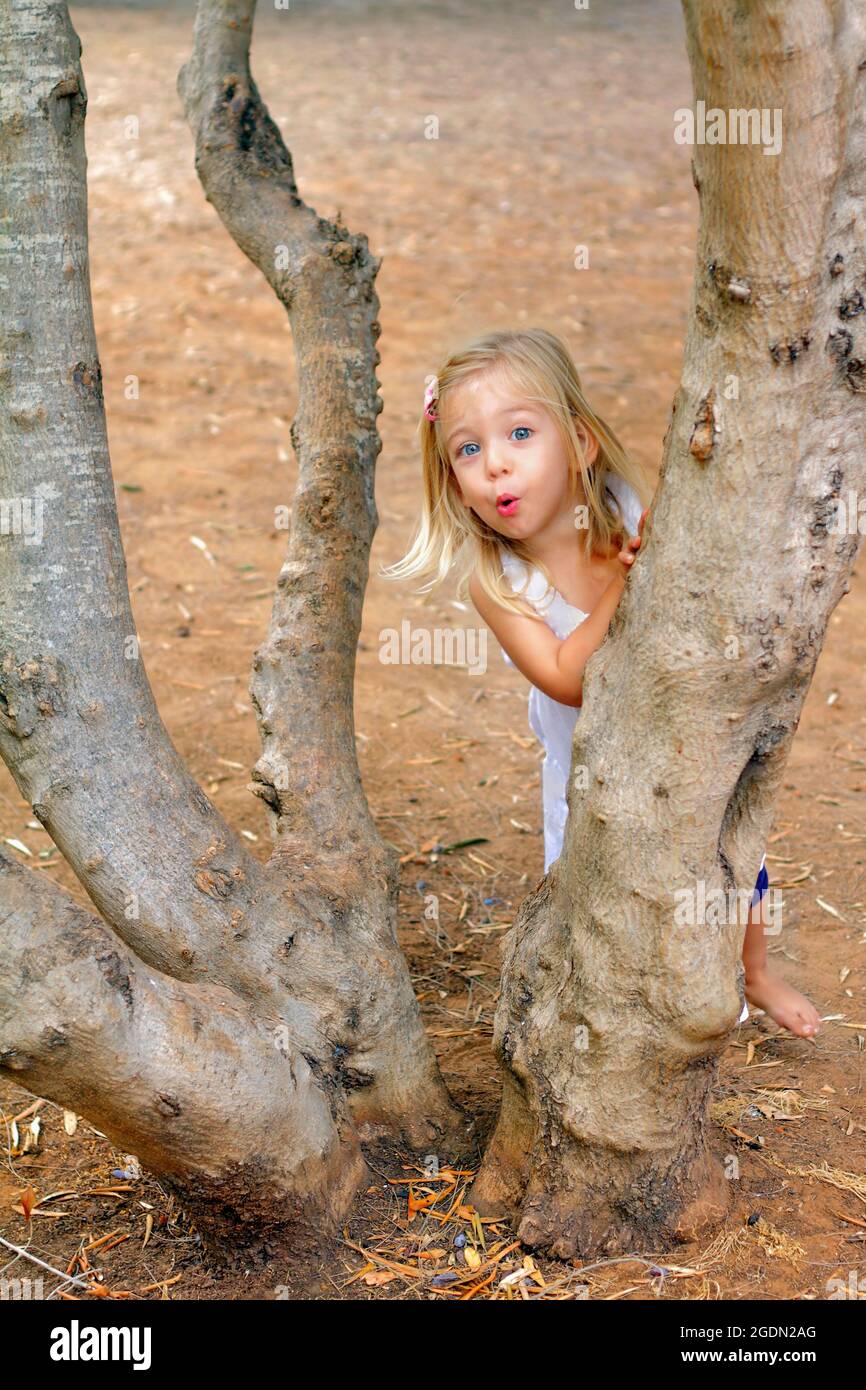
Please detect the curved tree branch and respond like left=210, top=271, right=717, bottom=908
left=0, top=847, right=367, bottom=1247
left=178, top=0, right=390, bottom=868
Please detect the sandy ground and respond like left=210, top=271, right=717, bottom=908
left=2, top=0, right=866, bottom=1302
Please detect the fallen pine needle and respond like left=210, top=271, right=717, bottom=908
left=340, top=1236, right=421, bottom=1279
left=737, top=1059, right=785, bottom=1071
left=97, top=1235, right=131, bottom=1255
left=834, top=1210, right=866, bottom=1230
left=82, top=1230, right=124, bottom=1253
left=140, top=1274, right=183, bottom=1294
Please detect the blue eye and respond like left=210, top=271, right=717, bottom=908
left=456, top=427, right=532, bottom=458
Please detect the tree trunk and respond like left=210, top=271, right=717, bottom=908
left=471, top=0, right=866, bottom=1258
left=0, top=0, right=466, bottom=1256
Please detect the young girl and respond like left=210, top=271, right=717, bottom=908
left=382, top=327, right=820, bottom=1038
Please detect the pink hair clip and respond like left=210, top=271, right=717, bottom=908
left=423, top=378, right=438, bottom=422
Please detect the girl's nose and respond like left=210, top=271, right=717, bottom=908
left=486, top=453, right=512, bottom=479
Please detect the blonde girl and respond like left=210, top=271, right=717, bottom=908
left=381, top=327, right=819, bottom=1037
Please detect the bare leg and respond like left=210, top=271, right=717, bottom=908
left=742, top=891, right=821, bottom=1037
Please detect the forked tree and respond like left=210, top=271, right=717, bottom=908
left=1, top=0, right=863, bottom=1263
left=0, top=0, right=466, bottom=1254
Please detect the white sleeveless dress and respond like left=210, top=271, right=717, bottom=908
left=498, top=472, right=760, bottom=1024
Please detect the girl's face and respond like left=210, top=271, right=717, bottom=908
left=441, top=369, right=597, bottom=540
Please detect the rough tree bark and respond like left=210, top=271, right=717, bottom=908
left=471, top=0, right=866, bottom=1257
left=0, top=0, right=466, bottom=1254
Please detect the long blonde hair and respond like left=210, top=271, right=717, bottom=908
left=379, top=327, right=651, bottom=618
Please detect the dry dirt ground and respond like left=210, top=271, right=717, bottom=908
left=2, top=0, right=865, bottom=1302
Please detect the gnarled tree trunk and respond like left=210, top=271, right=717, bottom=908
left=471, top=0, right=866, bottom=1258
left=0, top=0, right=466, bottom=1256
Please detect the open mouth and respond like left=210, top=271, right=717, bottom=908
left=496, top=494, right=520, bottom=517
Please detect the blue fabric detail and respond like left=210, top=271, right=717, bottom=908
left=751, top=860, right=769, bottom=906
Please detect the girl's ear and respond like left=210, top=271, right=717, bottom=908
left=575, top=420, right=600, bottom=467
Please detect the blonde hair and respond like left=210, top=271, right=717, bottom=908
left=379, top=327, right=651, bottom=618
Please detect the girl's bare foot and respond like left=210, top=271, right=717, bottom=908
left=744, top=967, right=821, bottom=1037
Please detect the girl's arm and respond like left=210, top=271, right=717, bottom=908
left=470, top=570, right=625, bottom=707
left=469, top=572, right=577, bottom=704
left=469, top=514, right=646, bottom=708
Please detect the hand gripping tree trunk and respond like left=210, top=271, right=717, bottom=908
left=471, top=0, right=866, bottom=1258
left=0, top=0, right=466, bottom=1254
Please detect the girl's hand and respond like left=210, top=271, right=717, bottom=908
left=616, top=509, right=648, bottom=576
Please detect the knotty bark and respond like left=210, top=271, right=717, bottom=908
left=0, top=847, right=367, bottom=1251
left=471, top=0, right=866, bottom=1258
left=0, top=0, right=465, bottom=1252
